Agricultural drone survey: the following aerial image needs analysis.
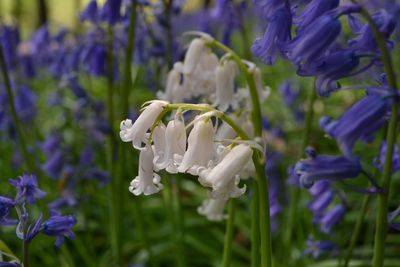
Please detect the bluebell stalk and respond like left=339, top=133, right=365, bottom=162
left=294, top=147, right=362, bottom=188
left=320, top=94, right=390, bottom=157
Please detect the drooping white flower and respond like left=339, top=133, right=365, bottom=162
left=151, top=123, right=166, bottom=159
left=157, top=66, right=188, bottom=103
left=154, top=114, right=187, bottom=173
left=197, top=197, right=228, bottom=221
left=213, top=60, right=237, bottom=111
left=183, top=38, right=206, bottom=74
left=199, top=144, right=252, bottom=199
left=120, top=100, right=168, bottom=150
left=129, top=144, right=163, bottom=196
left=177, top=118, right=215, bottom=175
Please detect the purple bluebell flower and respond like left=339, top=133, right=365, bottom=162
left=319, top=204, right=346, bottom=233
left=305, top=236, right=337, bottom=259
left=294, top=0, right=339, bottom=32
left=281, top=5, right=360, bottom=65
left=80, top=0, right=98, bottom=23
left=252, top=5, right=292, bottom=65
left=297, top=50, right=374, bottom=96
left=388, top=205, right=400, bottom=231
left=0, top=25, right=20, bottom=71
left=0, top=196, right=17, bottom=225
left=40, top=210, right=77, bottom=247
left=65, top=75, right=88, bottom=100
left=0, top=261, right=21, bottom=267
left=375, top=141, right=400, bottom=174
left=48, top=193, right=78, bottom=210
left=349, top=10, right=395, bottom=53
left=279, top=80, right=299, bottom=106
left=294, top=147, right=362, bottom=188
left=87, top=44, right=107, bottom=76
left=14, top=85, right=37, bottom=123
left=320, top=95, right=390, bottom=157
left=253, top=0, right=285, bottom=19
left=42, top=134, right=62, bottom=156
left=100, top=0, right=122, bottom=25
left=9, top=174, right=46, bottom=205
left=42, top=150, right=65, bottom=179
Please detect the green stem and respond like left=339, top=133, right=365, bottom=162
left=207, top=38, right=272, bottom=267
left=23, top=240, right=29, bottom=267
left=0, top=44, right=34, bottom=171
left=222, top=199, right=237, bottom=267
left=172, top=176, right=186, bottom=267
left=251, top=185, right=260, bottom=267
left=343, top=195, right=371, bottom=267
left=285, top=84, right=317, bottom=252
left=351, top=2, right=399, bottom=267
left=121, top=0, right=137, bottom=118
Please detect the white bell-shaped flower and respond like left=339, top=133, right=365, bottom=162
left=199, top=144, right=252, bottom=198
left=120, top=100, right=168, bottom=150
left=197, top=197, right=228, bottom=221
left=157, top=67, right=188, bottom=103
left=177, top=119, right=215, bottom=175
left=129, top=144, right=163, bottom=196
left=213, top=60, right=236, bottom=111
left=154, top=115, right=187, bottom=173
left=151, top=123, right=166, bottom=160
left=183, top=38, right=206, bottom=74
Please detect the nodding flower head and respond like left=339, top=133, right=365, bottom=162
left=183, top=38, right=207, bottom=74
left=99, top=0, right=122, bottom=25
left=294, top=0, right=339, bottom=32
left=199, top=144, right=252, bottom=199
left=80, top=0, right=98, bottom=23
left=9, top=174, right=46, bottom=205
left=40, top=210, right=77, bottom=247
left=129, top=144, right=163, bottom=196
left=252, top=5, right=292, bottom=65
left=213, top=60, right=237, bottom=111
left=177, top=118, right=215, bottom=175
left=319, top=204, right=346, bottom=233
left=305, top=236, right=337, bottom=259
left=294, top=147, right=362, bottom=189
left=253, top=0, right=285, bottom=19
left=120, top=100, right=168, bottom=150
left=154, top=114, right=187, bottom=173
left=197, top=197, right=228, bottom=221
left=0, top=196, right=17, bottom=225
left=320, top=95, right=390, bottom=157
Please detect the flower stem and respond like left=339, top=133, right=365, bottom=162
left=285, top=84, right=317, bottom=252
left=343, top=194, right=371, bottom=267
left=251, top=185, right=260, bottom=267
left=0, top=43, right=34, bottom=171
left=206, top=38, right=273, bottom=267
left=351, top=2, right=399, bottom=267
left=121, top=0, right=137, bottom=118
left=172, top=176, right=186, bottom=267
left=23, top=240, right=29, bottom=267
left=222, top=198, right=237, bottom=267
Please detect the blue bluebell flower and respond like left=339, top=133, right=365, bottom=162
left=281, top=5, right=360, bottom=65
left=305, top=236, right=337, bottom=259
left=349, top=10, right=395, bottom=53
left=294, top=0, right=339, bottom=32
left=319, top=204, right=346, bottom=233
left=100, top=0, right=122, bottom=25
left=0, top=261, right=21, bottom=267
left=65, top=75, right=88, bottom=100
left=42, top=150, right=65, bottom=179
left=80, top=0, right=98, bottom=23
left=253, top=0, right=285, bottom=19
left=252, top=5, right=292, bottom=65
left=0, top=196, right=17, bottom=225
left=0, top=25, right=20, bottom=71
left=40, top=210, right=77, bottom=247
left=375, top=141, right=400, bottom=174
left=320, top=95, right=390, bottom=157
left=14, top=85, right=37, bottom=123
left=48, top=193, right=78, bottom=210
left=9, top=174, right=46, bottom=205
left=279, top=80, right=299, bottom=106
left=294, top=147, right=362, bottom=188
left=297, top=50, right=375, bottom=96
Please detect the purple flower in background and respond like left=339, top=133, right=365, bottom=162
left=42, top=150, right=65, bottom=179
left=0, top=196, right=17, bottom=225
left=319, top=204, right=346, bottom=233
left=40, top=210, right=77, bottom=247
left=80, top=0, right=98, bottom=23
left=9, top=174, right=46, bottom=205
left=48, top=193, right=78, bottom=210
left=294, top=0, right=339, bottom=32
left=14, top=85, right=37, bottom=123
left=65, top=75, right=88, bottom=100
left=279, top=80, right=299, bottom=106
left=100, top=0, right=122, bottom=25
left=305, top=236, right=337, bottom=259
left=0, top=261, right=21, bottom=267
left=375, top=141, right=400, bottom=174
left=294, top=147, right=362, bottom=188
left=0, top=25, right=20, bottom=71
left=320, top=95, right=390, bottom=157
left=252, top=5, right=292, bottom=65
